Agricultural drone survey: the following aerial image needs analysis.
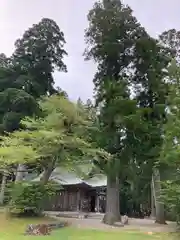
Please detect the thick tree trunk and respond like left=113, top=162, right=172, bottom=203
left=0, top=172, right=7, bottom=204
left=103, top=175, right=121, bottom=225
left=150, top=177, right=156, bottom=219
left=40, top=160, right=55, bottom=185
left=152, top=168, right=166, bottom=224
left=15, top=164, right=26, bottom=182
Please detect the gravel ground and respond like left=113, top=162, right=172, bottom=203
left=48, top=215, right=177, bottom=233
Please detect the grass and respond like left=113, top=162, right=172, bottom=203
left=0, top=213, right=173, bottom=240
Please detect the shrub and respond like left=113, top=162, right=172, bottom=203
left=161, top=180, right=180, bottom=224
left=7, top=181, right=57, bottom=217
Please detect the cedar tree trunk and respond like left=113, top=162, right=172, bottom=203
left=103, top=174, right=121, bottom=225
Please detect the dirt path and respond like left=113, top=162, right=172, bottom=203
left=51, top=216, right=177, bottom=233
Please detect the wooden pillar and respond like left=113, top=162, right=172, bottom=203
left=77, top=189, right=81, bottom=211
left=64, top=190, right=68, bottom=210
left=96, top=195, right=100, bottom=212
left=0, top=171, right=7, bottom=204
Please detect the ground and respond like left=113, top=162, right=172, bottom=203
left=59, top=217, right=176, bottom=233
left=0, top=213, right=176, bottom=240
left=46, top=211, right=176, bottom=232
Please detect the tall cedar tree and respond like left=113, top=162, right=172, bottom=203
left=12, top=18, right=67, bottom=98
left=84, top=0, right=146, bottom=225
left=131, top=35, right=171, bottom=223
left=160, top=61, right=180, bottom=223
left=158, top=29, right=180, bottom=223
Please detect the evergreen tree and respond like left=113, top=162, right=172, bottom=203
left=84, top=0, right=145, bottom=225
left=160, top=60, right=180, bottom=224
left=159, top=29, right=180, bottom=61
left=13, top=18, right=67, bottom=98
left=131, top=34, right=171, bottom=224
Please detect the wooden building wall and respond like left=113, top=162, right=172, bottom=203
left=43, top=185, right=89, bottom=211
left=43, top=184, right=106, bottom=212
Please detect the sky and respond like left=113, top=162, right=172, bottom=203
left=0, top=0, right=180, bottom=101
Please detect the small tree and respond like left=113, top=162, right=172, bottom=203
left=0, top=95, right=109, bottom=183
left=0, top=95, right=109, bottom=215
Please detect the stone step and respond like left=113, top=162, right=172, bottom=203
left=87, top=213, right=103, bottom=219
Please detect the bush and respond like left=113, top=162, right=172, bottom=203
left=161, top=180, right=180, bottom=224
left=7, top=181, right=57, bottom=217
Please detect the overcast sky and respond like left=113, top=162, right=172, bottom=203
left=0, top=0, right=180, bottom=101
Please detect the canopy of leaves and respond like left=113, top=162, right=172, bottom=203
left=0, top=95, right=109, bottom=168
left=0, top=18, right=67, bottom=134
left=159, top=61, right=180, bottom=223
left=12, top=18, right=67, bottom=97
left=84, top=0, right=150, bottom=180
left=0, top=88, right=39, bottom=132
left=161, top=60, right=180, bottom=167
left=84, top=0, right=145, bottom=102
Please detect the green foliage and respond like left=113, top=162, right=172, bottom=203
left=0, top=18, right=67, bottom=134
left=13, top=18, right=67, bottom=97
left=0, top=60, right=41, bottom=133
left=8, top=182, right=57, bottom=216
left=0, top=95, right=109, bottom=172
left=161, top=180, right=180, bottom=224
left=84, top=0, right=145, bottom=180
left=131, top=37, right=171, bottom=174
left=159, top=29, right=180, bottom=61
left=0, top=145, right=36, bottom=167
left=0, top=88, right=40, bottom=132
left=160, top=61, right=180, bottom=223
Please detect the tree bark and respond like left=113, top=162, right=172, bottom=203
left=150, top=177, right=156, bottom=219
left=0, top=171, right=7, bottom=204
left=152, top=168, right=166, bottom=224
left=40, top=160, right=55, bottom=185
left=103, top=175, right=121, bottom=225
left=15, top=164, right=26, bottom=182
